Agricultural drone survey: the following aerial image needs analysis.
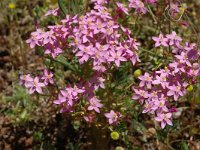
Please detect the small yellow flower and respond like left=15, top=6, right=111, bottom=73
left=111, top=131, right=119, bottom=140
left=8, top=3, right=16, bottom=9
left=187, top=85, right=193, bottom=92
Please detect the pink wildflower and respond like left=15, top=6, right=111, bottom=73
left=155, top=113, right=173, bottom=128
left=41, top=69, right=54, bottom=85
left=105, top=110, right=121, bottom=125
left=152, top=33, right=168, bottom=47
left=19, top=74, right=33, bottom=88
left=28, top=77, right=45, bottom=94
left=88, top=97, right=103, bottom=113
left=116, top=2, right=129, bottom=15
left=138, top=73, right=153, bottom=89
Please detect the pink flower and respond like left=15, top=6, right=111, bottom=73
left=133, top=89, right=149, bottom=99
left=53, top=93, right=67, bottom=105
left=154, top=97, right=168, bottom=112
left=88, top=97, right=103, bottom=113
left=148, top=91, right=159, bottom=101
left=169, top=62, right=185, bottom=73
left=19, top=74, right=33, bottom=88
left=166, top=31, right=182, bottom=46
left=44, top=45, right=63, bottom=58
left=152, top=34, right=168, bottom=47
left=152, top=73, right=168, bottom=89
left=169, top=3, right=180, bottom=17
left=116, top=2, right=129, bottom=15
left=129, top=0, right=147, bottom=14
left=167, top=84, right=184, bottom=101
left=155, top=113, right=173, bottom=128
left=72, top=85, right=85, bottom=97
left=45, top=8, right=59, bottom=16
left=76, top=45, right=94, bottom=64
left=142, top=100, right=156, bottom=114
left=84, top=114, right=95, bottom=123
left=28, top=77, right=45, bottom=94
left=26, top=38, right=37, bottom=49
left=43, top=31, right=56, bottom=45
left=175, top=52, right=192, bottom=67
left=60, top=88, right=75, bottom=106
left=105, top=110, right=121, bottom=125
left=41, top=69, right=54, bottom=85
left=138, top=73, right=153, bottom=89
left=109, top=50, right=127, bottom=67
left=94, top=77, right=105, bottom=90
left=26, top=29, right=44, bottom=48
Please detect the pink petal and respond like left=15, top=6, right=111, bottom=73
left=36, top=87, right=43, bottom=94
left=161, top=121, right=166, bottom=129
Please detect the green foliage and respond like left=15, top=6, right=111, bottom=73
left=180, top=142, right=189, bottom=150
left=4, top=85, right=35, bottom=125
left=58, top=0, right=67, bottom=16
left=33, top=131, right=43, bottom=141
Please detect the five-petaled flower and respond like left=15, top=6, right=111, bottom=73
left=155, top=113, right=173, bottom=128
left=41, top=69, right=54, bottom=85
left=105, top=110, right=121, bottom=124
left=28, top=77, right=45, bottom=94
left=88, top=97, right=103, bottom=113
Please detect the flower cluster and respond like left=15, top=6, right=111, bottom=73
left=54, top=84, right=85, bottom=113
left=71, top=4, right=140, bottom=72
left=53, top=73, right=121, bottom=124
left=26, top=15, right=77, bottom=58
left=19, top=69, right=54, bottom=94
left=23, top=1, right=199, bottom=128
left=132, top=31, right=200, bottom=128
left=26, top=4, right=140, bottom=72
left=25, top=3, right=132, bottom=125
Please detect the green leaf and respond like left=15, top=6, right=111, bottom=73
left=55, top=55, right=79, bottom=73
left=71, top=0, right=77, bottom=14
left=180, top=142, right=189, bottom=150
left=58, top=0, right=67, bottom=16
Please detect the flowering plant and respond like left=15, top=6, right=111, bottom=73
left=20, top=0, right=199, bottom=130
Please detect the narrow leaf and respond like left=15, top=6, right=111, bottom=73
left=58, top=0, right=67, bottom=16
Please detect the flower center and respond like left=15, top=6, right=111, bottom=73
left=47, top=75, right=51, bottom=79
left=34, top=81, right=37, bottom=86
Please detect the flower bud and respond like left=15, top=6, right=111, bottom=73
left=187, top=85, right=193, bottom=92
left=115, top=146, right=124, bottom=150
left=133, top=69, right=142, bottom=78
left=111, top=131, right=119, bottom=140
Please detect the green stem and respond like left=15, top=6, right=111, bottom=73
left=139, top=47, right=155, bottom=55
left=147, top=5, right=157, bottom=24
left=184, top=12, right=200, bottom=46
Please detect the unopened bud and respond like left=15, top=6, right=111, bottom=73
left=111, top=131, right=119, bottom=140
left=187, top=85, right=193, bottom=92
left=133, top=69, right=142, bottom=78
